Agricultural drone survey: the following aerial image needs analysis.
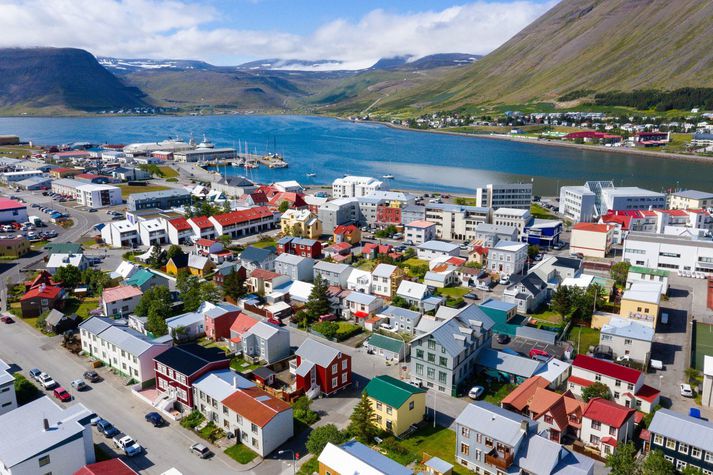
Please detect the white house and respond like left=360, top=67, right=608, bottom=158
left=313, top=261, right=353, bottom=288
left=488, top=240, right=528, bottom=275
left=371, top=263, right=402, bottom=298
left=599, top=317, right=654, bottom=364
left=346, top=269, right=373, bottom=294
left=344, top=291, right=384, bottom=320
left=492, top=208, right=532, bottom=239
left=417, top=240, right=461, bottom=261
left=138, top=218, right=168, bottom=246
left=274, top=253, right=314, bottom=282
left=76, top=183, right=122, bottom=208
left=396, top=280, right=430, bottom=310
left=581, top=397, right=636, bottom=457
left=240, top=321, right=290, bottom=364
left=0, top=359, right=17, bottom=415
left=101, top=219, right=140, bottom=248
left=404, top=220, right=437, bottom=244
left=101, top=285, right=143, bottom=317
left=46, top=253, right=88, bottom=274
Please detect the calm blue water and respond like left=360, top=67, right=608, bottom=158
left=0, top=114, right=708, bottom=195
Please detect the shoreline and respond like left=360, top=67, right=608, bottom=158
left=372, top=120, right=713, bottom=165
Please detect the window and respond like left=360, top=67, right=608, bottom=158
left=460, top=443, right=470, bottom=456
left=409, top=401, right=414, bottom=410
left=666, top=439, right=677, bottom=450
left=416, top=363, right=424, bottom=375
left=592, top=421, right=601, bottom=430
left=427, top=367, right=435, bottom=379
left=342, top=359, right=348, bottom=370
left=609, top=426, right=617, bottom=436
left=428, top=340, right=436, bottom=350
left=676, top=460, right=687, bottom=471
left=544, top=415, right=553, bottom=424
left=427, top=353, right=435, bottom=363
left=439, top=356, right=448, bottom=367
left=706, top=452, right=713, bottom=463
left=624, top=339, right=632, bottom=345
left=332, top=363, right=337, bottom=373
left=679, top=443, right=689, bottom=455
left=615, top=379, right=621, bottom=387
left=594, top=374, right=601, bottom=382
left=251, top=423, right=258, bottom=433
left=39, top=455, right=50, bottom=467
left=341, top=373, right=347, bottom=384
left=614, top=392, right=620, bottom=399
left=386, top=406, right=392, bottom=415
left=376, top=402, right=383, bottom=410
left=590, top=435, right=600, bottom=445
left=438, top=371, right=447, bottom=384
left=332, top=376, right=338, bottom=388
left=691, top=447, right=702, bottom=459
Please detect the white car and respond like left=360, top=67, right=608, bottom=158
left=499, top=276, right=510, bottom=285
left=616, top=355, right=631, bottom=363
left=38, top=373, right=57, bottom=390
left=476, top=283, right=491, bottom=292
left=468, top=386, right=485, bottom=400
left=680, top=384, right=694, bottom=398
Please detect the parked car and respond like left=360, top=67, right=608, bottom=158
left=529, top=348, right=550, bottom=359
left=496, top=334, right=511, bottom=344
left=53, top=387, right=71, bottom=402
left=468, top=386, right=485, bottom=400
left=650, top=359, right=664, bottom=370
left=499, top=276, right=510, bottom=285
left=83, top=370, right=101, bottom=383
left=71, top=379, right=87, bottom=391
left=88, top=208, right=97, bottom=212
left=29, top=368, right=43, bottom=381
left=96, top=419, right=120, bottom=438
left=475, top=283, right=491, bottom=292
left=680, top=383, right=694, bottom=398
left=1, top=316, right=14, bottom=324
left=463, top=293, right=479, bottom=300
left=616, top=355, right=631, bottom=363
left=661, top=312, right=669, bottom=325
left=145, top=412, right=165, bottom=427
left=38, top=373, right=58, bottom=390
left=190, top=443, right=213, bottom=459
left=113, top=434, right=143, bottom=456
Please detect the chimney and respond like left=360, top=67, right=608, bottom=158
left=233, top=376, right=237, bottom=389
left=43, top=418, right=50, bottom=431
left=520, top=420, right=529, bottom=432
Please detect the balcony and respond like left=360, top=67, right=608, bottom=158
left=485, top=449, right=514, bottom=470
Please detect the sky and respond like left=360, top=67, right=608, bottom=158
left=0, top=0, right=557, bottom=70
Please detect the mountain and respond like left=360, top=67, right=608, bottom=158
left=98, top=57, right=219, bottom=74
left=0, top=48, right=148, bottom=113
left=364, top=0, right=713, bottom=113
left=235, top=58, right=346, bottom=71
left=370, top=53, right=480, bottom=71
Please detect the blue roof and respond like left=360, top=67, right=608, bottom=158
left=341, top=441, right=411, bottom=475
left=240, top=246, right=275, bottom=263
left=480, top=299, right=517, bottom=313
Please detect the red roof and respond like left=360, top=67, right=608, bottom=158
left=269, top=192, right=306, bottom=208
left=0, top=198, right=25, bottom=211
left=332, top=242, right=352, bottom=252
left=221, top=386, right=291, bottom=428
left=334, top=224, right=358, bottom=235
left=230, top=313, right=259, bottom=335
left=601, top=436, right=618, bottom=447
left=250, top=268, right=282, bottom=281
left=213, top=207, right=272, bottom=226
left=573, top=355, right=642, bottom=384
left=573, top=222, right=613, bottom=233
left=75, top=173, right=102, bottom=180
left=168, top=217, right=192, bottom=231
left=635, top=384, right=660, bottom=402
left=189, top=216, right=214, bottom=229
left=564, top=131, right=622, bottom=140
left=248, top=191, right=269, bottom=204
left=567, top=375, right=595, bottom=388
left=195, top=238, right=217, bottom=247
left=583, top=398, right=635, bottom=428
left=52, top=167, right=78, bottom=173
left=21, top=284, right=62, bottom=301
left=74, top=459, right=138, bottom=475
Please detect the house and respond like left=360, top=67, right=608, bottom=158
left=571, top=223, right=615, bottom=258
left=277, top=236, right=322, bottom=259
left=20, top=283, right=64, bottom=318
left=473, top=223, right=518, bottom=247
left=503, top=273, right=549, bottom=313
left=101, top=285, right=143, bottom=317
left=626, top=266, right=669, bottom=293
left=165, top=253, right=189, bottom=275
left=240, top=321, right=290, bottom=363
left=365, top=334, right=407, bottom=362
left=0, top=236, right=29, bottom=258
left=280, top=209, right=322, bottom=239
left=166, top=311, right=206, bottom=342
left=46, top=253, right=88, bottom=274
left=501, top=377, right=586, bottom=442
left=455, top=401, right=594, bottom=475
left=0, top=359, right=17, bottom=416
left=703, top=356, right=713, bottom=407
left=44, top=309, right=80, bottom=334
left=110, top=260, right=139, bottom=280
left=333, top=223, right=361, bottom=245
left=476, top=348, right=544, bottom=384
left=192, top=369, right=293, bottom=457
left=153, top=344, right=230, bottom=410
left=75, top=459, right=139, bottom=475
left=346, top=269, right=373, bottom=294
left=424, top=262, right=459, bottom=288
left=529, top=255, right=583, bottom=288
left=79, top=317, right=173, bottom=385
left=0, top=397, right=96, bottom=475
left=568, top=354, right=660, bottom=412
left=166, top=217, right=195, bottom=245
left=293, top=338, right=351, bottom=397
left=377, top=305, right=422, bottom=335
left=313, top=261, right=353, bottom=288
left=581, top=398, right=636, bottom=457
left=194, top=238, right=223, bottom=256
left=488, top=240, right=528, bottom=276
left=646, top=408, right=713, bottom=473
left=248, top=268, right=290, bottom=295
left=417, top=240, right=460, bottom=260
left=600, top=317, right=654, bottom=364
left=228, top=312, right=260, bottom=352
left=410, top=305, right=494, bottom=396
left=364, top=375, right=426, bottom=436
left=318, top=441, right=412, bottom=475
left=43, top=242, right=83, bottom=255
left=344, top=291, right=384, bottom=321
left=396, top=280, right=431, bottom=311
left=273, top=253, right=313, bottom=282
left=239, top=245, right=276, bottom=272
left=619, top=281, right=662, bottom=328
left=213, top=262, right=247, bottom=288
left=203, top=301, right=241, bottom=340
left=187, top=253, right=215, bottom=277
left=125, top=268, right=168, bottom=292
left=523, top=219, right=563, bottom=249
left=101, top=220, right=140, bottom=248
left=404, top=220, right=438, bottom=245
left=372, top=263, right=405, bottom=299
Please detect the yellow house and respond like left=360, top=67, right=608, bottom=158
left=619, top=281, right=662, bottom=327
left=280, top=209, right=322, bottom=239
left=187, top=254, right=215, bottom=277
left=364, top=375, right=426, bottom=437
left=165, top=254, right=188, bottom=276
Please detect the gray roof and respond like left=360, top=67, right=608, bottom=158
left=44, top=308, right=66, bottom=326
left=475, top=223, right=518, bottom=235
left=418, top=240, right=460, bottom=252
left=518, top=434, right=595, bottom=475
left=193, top=369, right=254, bottom=401
left=314, top=260, right=351, bottom=274
left=455, top=304, right=496, bottom=332
left=128, top=188, right=191, bottom=201
left=601, top=317, right=655, bottom=342
left=424, top=457, right=453, bottom=474
left=244, top=321, right=286, bottom=340
left=371, top=263, right=398, bottom=278
left=0, top=397, right=94, bottom=468
left=477, top=348, right=544, bottom=378
left=673, top=189, right=713, bottom=200
left=396, top=280, right=428, bottom=299
left=345, top=291, right=379, bottom=305
left=455, top=401, right=532, bottom=447
left=648, top=409, right=713, bottom=452
left=413, top=317, right=474, bottom=358
left=295, top=338, right=340, bottom=367
left=378, top=305, right=422, bottom=323
left=515, top=326, right=557, bottom=345
left=79, top=316, right=169, bottom=356
left=275, top=253, right=310, bottom=265
left=240, top=246, right=275, bottom=263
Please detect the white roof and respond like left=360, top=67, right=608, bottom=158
left=111, top=260, right=138, bottom=280
left=623, top=281, right=662, bottom=305
left=244, top=321, right=285, bottom=340
left=47, top=253, right=84, bottom=269
left=372, top=263, right=397, bottom=278
left=288, top=281, right=313, bottom=302
left=492, top=240, right=527, bottom=252
left=534, top=358, right=572, bottom=384
left=193, top=369, right=255, bottom=402
left=166, top=312, right=203, bottom=329
left=396, top=280, right=428, bottom=299
left=561, top=275, right=595, bottom=288
left=418, top=240, right=459, bottom=252
left=601, top=317, right=655, bottom=342
left=318, top=441, right=411, bottom=475
left=76, top=183, right=120, bottom=192
left=0, top=359, right=13, bottom=387
left=188, top=253, right=211, bottom=269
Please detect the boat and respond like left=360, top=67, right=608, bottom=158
left=268, top=160, right=288, bottom=169
left=197, top=134, right=214, bottom=149
left=306, top=173, right=317, bottom=177
left=382, top=174, right=395, bottom=179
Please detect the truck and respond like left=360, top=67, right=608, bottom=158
left=28, top=216, right=44, bottom=227
left=113, top=433, right=143, bottom=456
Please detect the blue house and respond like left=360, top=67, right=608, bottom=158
left=523, top=219, right=562, bottom=249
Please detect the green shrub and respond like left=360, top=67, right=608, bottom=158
left=180, top=410, right=205, bottom=429
left=14, top=374, right=42, bottom=406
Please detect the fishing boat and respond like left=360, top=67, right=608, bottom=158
left=382, top=174, right=395, bottom=179
left=306, top=172, right=317, bottom=177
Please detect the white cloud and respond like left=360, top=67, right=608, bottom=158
left=0, top=0, right=555, bottom=69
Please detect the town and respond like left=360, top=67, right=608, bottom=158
left=0, top=135, right=712, bottom=475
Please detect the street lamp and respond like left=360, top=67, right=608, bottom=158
left=279, top=449, right=296, bottom=475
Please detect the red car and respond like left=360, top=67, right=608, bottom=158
left=529, top=348, right=550, bottom=359
left=53, top=387, right=71, bottom=402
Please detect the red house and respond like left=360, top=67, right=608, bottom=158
left=376, top=204, right=402, bottom=225
left=153, top=344, right=230, bottom=409
left=20, top=283, right=64, bottom=318
left=293, top=338, right=351, bottom=397
left=278, top=236, right=322, bottom=258
left=204, top=304, right=242, bottom=341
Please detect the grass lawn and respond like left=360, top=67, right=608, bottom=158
left=570, top=326, right=601, bottom=355
left=230, top=356, right=261, bottom=373
left=30, top=240, right=49, bottom=250
left=297, top=456, right=319, bottom=475
left=528, top=309, right=563, bottom=325
left=356, top=259, right=377, bottom=271
left=530, top=203, right=557, bottom=220
left=158, top=166, right=179, bottom=178
left=117, top=183, right=170, bottom=199
left=251, top=239, right=277, bottom=249
left=64, top=297, right=100, bottom=319
left=437, top=287, right=469, bottom=299
left=393, top=425, right=470, bottom=475
left=401, top=257, right=429, bottom=278
left=224, top=443, right=258, bottom=464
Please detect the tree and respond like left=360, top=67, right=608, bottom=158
left=199, top=281, right=222, bottom=305
left=313, top=321, right=338, bottom=340
left=581, top=382, right=612, bottom=402
left=348, top=391, right=378, bottom=443
left=391, top=295, right=411, bottom=309
left=306, top=424, right=347, bottom=455
left=606, top=442, right=639, bottom=475
left=640, top=450, right=674, bottom=475
left=147, top=305, right=169, bottom=336
left=166, top=245, right=184, bottom=262
left=550, top=285, right=573, bottom=320
left=217, top=234, right=232, bottom=247
left=222, top=200, right=232, bottom=214
left=135, top=286, right=172, bottom=336
left=81, top=268, right=111, bottom=296
left=222, top=270, right=247, bottom=301
left=527, top=245, right=540, bottom=260
left=54, top=265, right=82, bottom=288
left=402, top=247, right=416, bottom=260
left=305, top=274, right=330, bottom=321
left=610, top=261, right=631, bottom=287
left=681, top=466, right=704, bottom=475
left=291, top=223, right=303, bottom=237
left=148, top=245, right=164, bottom=268
left=278, top=200, right=290, bottom=213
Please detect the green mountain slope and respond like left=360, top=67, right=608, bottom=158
left=0, top=48, right=148, bottom=113
left=366, top=0, right=713, bottom=113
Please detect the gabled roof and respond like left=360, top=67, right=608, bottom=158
left=455, top=401, right=531, bottom=447
left=240, top=245, right=275, bottom=263
left=75, top=459, right=138, bottom=475
left=583, top=398, right=635, bottom=428
left=153, top=344, right=229, bottom=377
left=188, top=253, right=212, bottom=270
left=168, top=217, right=192, bottom=231
left=125, top=268, right=157, bottom=286
left=221, top=386, right=291, bottom=428
left=250, top=268, right=282, bottom=281
left=396, top=280, right=428, bottom=299
left=295, top=338, right=341, bottom=367
left=230, top=313, right=259, bottom=336
left=371, top=263, right=398, bottom=278
left=189, top=216, right=214, bottom=229
left=193, top=369, right=255, bottom=402
left=102, top=285, right=143, bottom=303
left=167, top=254, right=189, bottom=268
left=501, top=376, right=550, bottom=411
left=318, top=441, right=412, bottom=475
left=365, top=334, right=404, bottom=354
left=21, top=284, right=62, bottom=300
left=572, top=355, right=642, bottom=384
left=477, top=348, right=543, bottom=379
left=364, top=375, right=424, bottom=408
left=213, top=207, right=272, bottom=226
left=648, top=409, right=713, bottom=453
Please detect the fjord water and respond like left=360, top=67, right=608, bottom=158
left=1, top=114, right=710, bottom=195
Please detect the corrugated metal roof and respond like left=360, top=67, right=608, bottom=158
left=455, top=401, right=531, bottom=447
left=648, top=409, right=713, bottom=452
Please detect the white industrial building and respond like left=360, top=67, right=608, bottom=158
left=559, top=185, right=597, bottom=222
left=332, top=176, right=388, bottom=198
left=560, top=181, right=665, bottom=223
left=51, top=178, right=84, bottom=199
left=475, top=182, right=533, bottom=209
left=623, top=232, right=713, bottom=274
left=0, top=198, right=28, bottom=223
left=601, top=187, right=666, bottom=212
left=76, top=183, right=122, bottom=208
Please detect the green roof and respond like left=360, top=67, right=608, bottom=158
left=366, top=333, right=404, bottom=354
left=629, top=266, right=669, bottom=278
left=364, top=375, right=425, bottom=408
left=125, top=268, right=154, bottom=286
left=44, top=242, right=82, bottom=255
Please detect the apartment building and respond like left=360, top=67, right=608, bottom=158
left=492, top=207, right=532, bottom=238
left=488, top=240, right=528, bottom=275
left=425, top=203, right=491, bottom=241
left=623, top=232, right=713, bottom=274
left=668, top=189, right=713, bottom=210
left=0, top=359, right=17, bottom=415
left=647, top=409, right=713, bottom=473
left=559, top=185, right=597, bottom=222
left=476, top=182, right=532, bottom=210
left=332, top=175, right=388, bottom=198
left=127, top=189, right=192, bottom=211
left=317, top=198, right=361, bottom=233
left=76, top=183, right=123, bottom=208
left=404, top=220, right=437, bottom=245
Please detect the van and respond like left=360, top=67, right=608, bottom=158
left=650, top=359, right=663, bottom=370
left=660, top=313, right=669, bottom=325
